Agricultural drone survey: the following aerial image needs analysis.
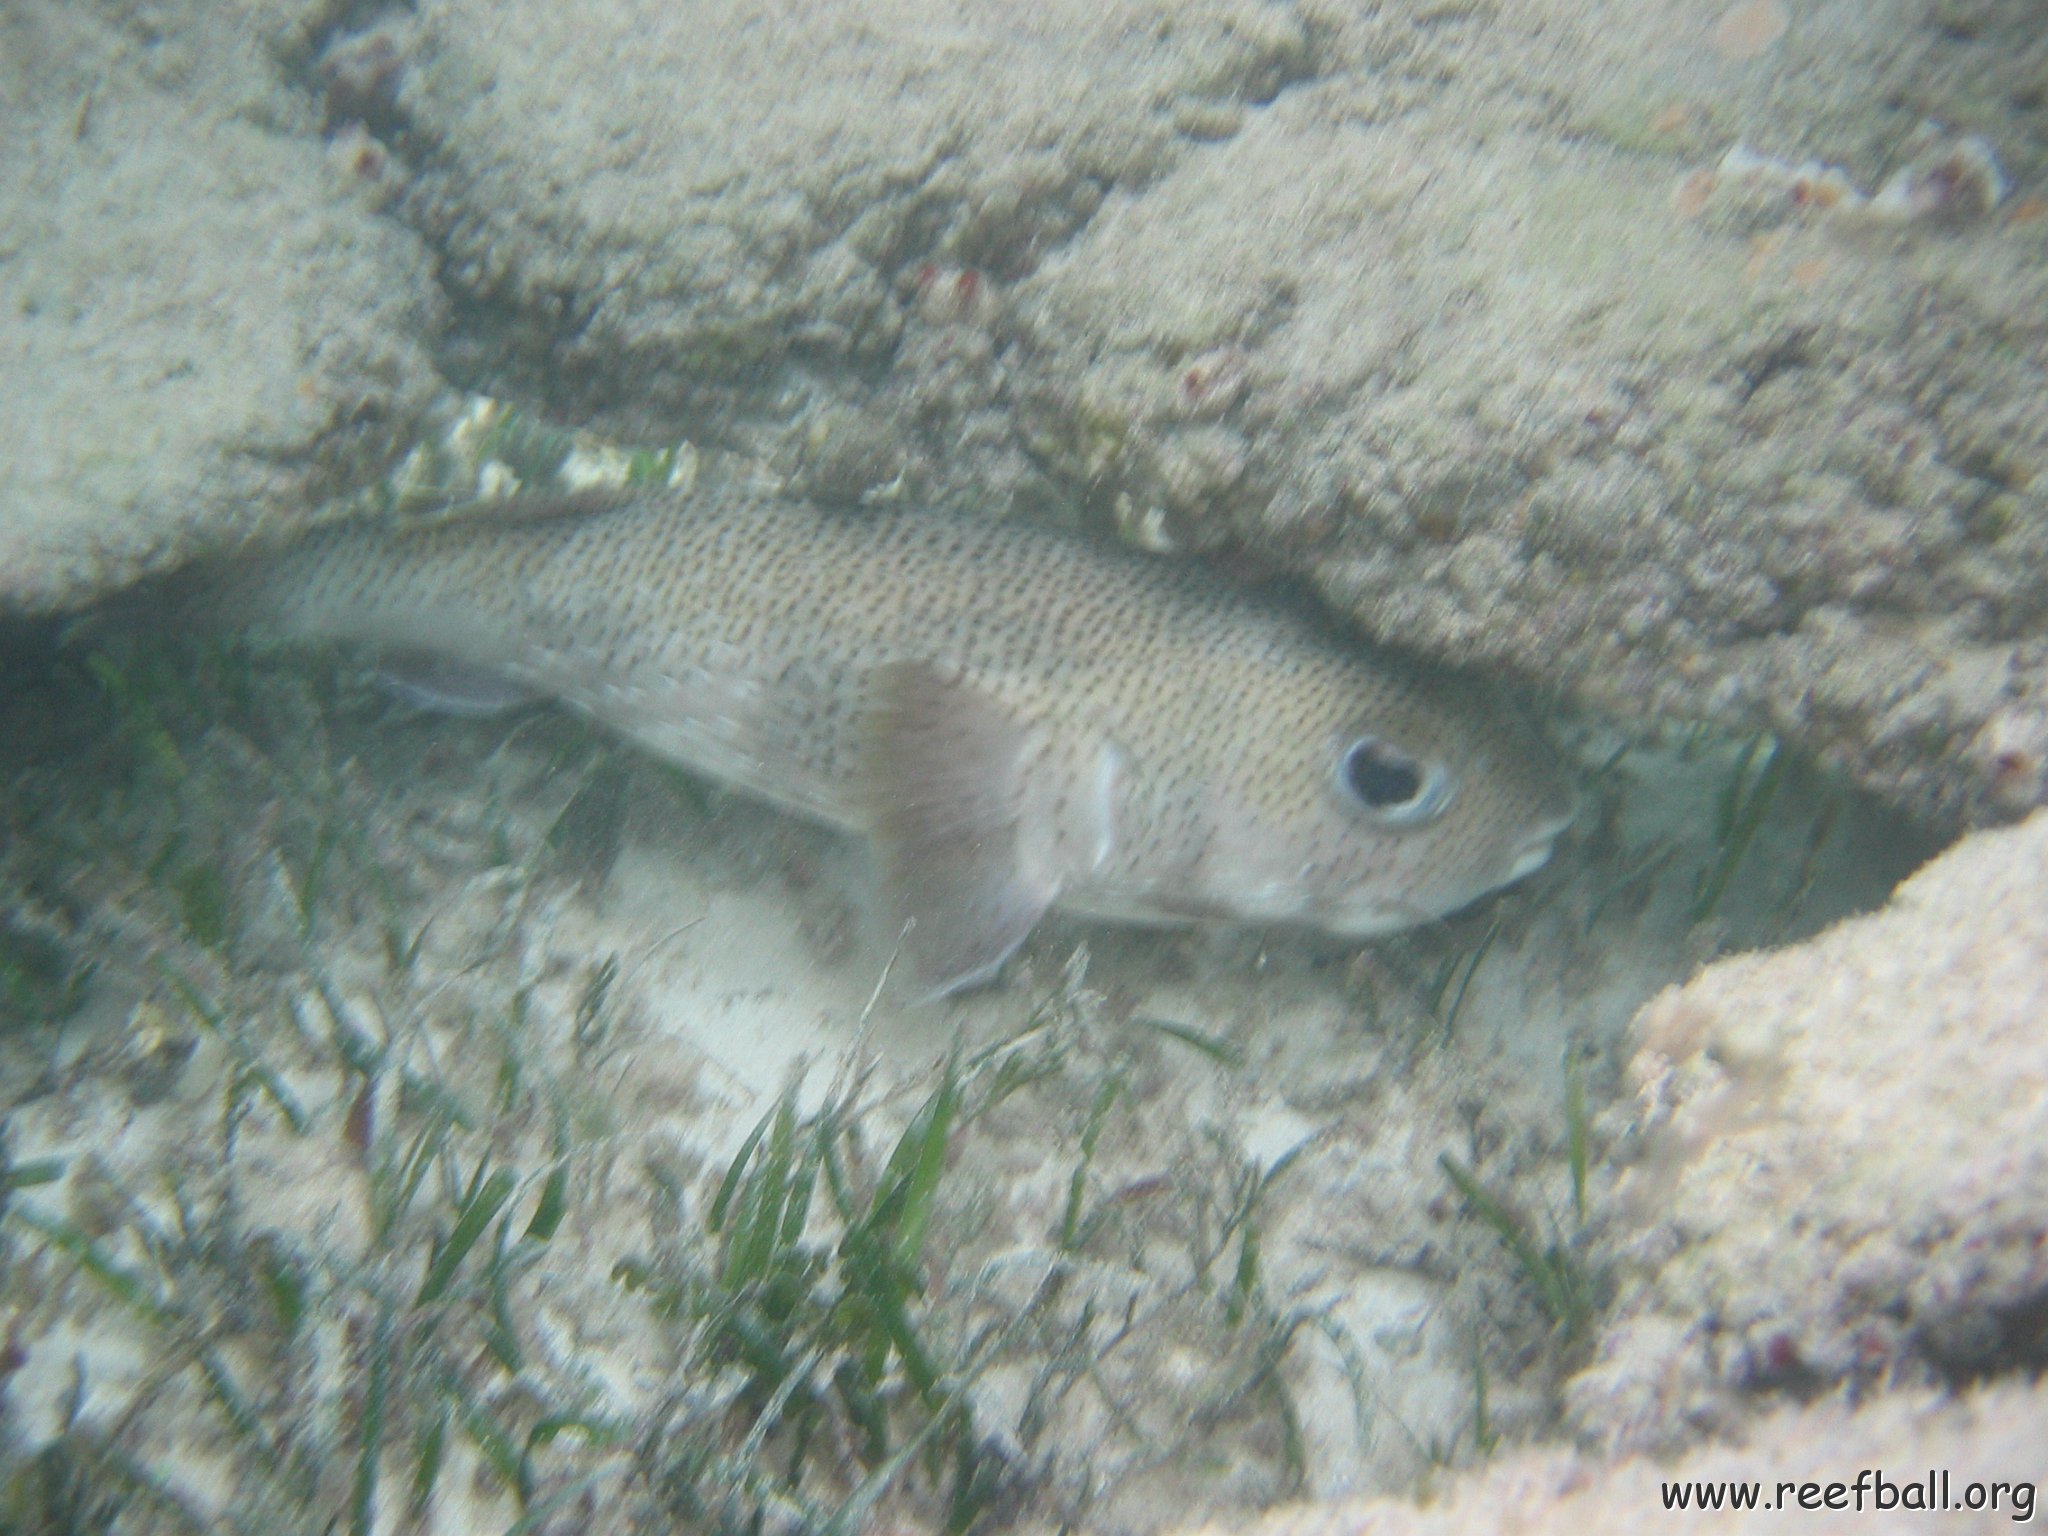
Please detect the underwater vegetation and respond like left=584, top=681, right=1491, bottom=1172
left=0, top=367, right=1948, bottom=1533
left=0, top=576, right=1922, bottom=1535
left=0, top=376, right=1940, bottom=1532
left=0, top=636, right=1417, bottom=1533
left=4, top=0, right=2044, bottom=1521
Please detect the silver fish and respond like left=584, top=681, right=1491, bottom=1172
left=231, top=488, right=1575, bottom=993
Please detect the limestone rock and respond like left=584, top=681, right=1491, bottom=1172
left=0, top=0, right=444, bottom=616
left=1569, top=809, right=2048, bottom=1450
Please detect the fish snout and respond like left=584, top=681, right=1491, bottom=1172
left=1503, top=801, right=1576, bottom=884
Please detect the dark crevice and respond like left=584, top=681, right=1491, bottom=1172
left=1923, top=1287, right=2048, bottom=1386
left=1734, top=326, right=1822, bottom=405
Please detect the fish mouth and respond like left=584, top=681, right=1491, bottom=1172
left=1309, top=804, right=1580, bottom=939
left=1503, top=807, right=1576, bottom=884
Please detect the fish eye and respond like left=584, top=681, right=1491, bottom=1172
left=1336, top=737, right=1455, bottom=824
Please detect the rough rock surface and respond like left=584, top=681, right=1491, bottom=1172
left=1180, top=1381, right=2048, bottom=1535
left=1005, top=3, right=2048, bottom=830
left=7, top=0, right=2048, bottom=819
left=0, top=0, right=443, bottom=615
left=387, top=0, right=1318, bottom=453
left=371, top=0, right=2048, bottom=826
left=1567, top=808, right=2048, bottom=1452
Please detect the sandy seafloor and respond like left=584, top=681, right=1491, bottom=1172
left=0, top=619, right=1921, bottom=1533
left=2, top=0, right=2046, bottom=1531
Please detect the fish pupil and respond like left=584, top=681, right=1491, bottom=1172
left=1342, top=740, right=1423, bottom=808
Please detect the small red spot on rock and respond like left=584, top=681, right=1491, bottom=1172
left=1764, top=1332, right=1802, bottom=1374
left=344, top=1080, right=375, bottom=1156
left=1175, top=346, right=1249, bottom=416
left=910, top=263, right=992, bottom=324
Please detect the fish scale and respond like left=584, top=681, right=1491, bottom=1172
left=234, top=486, right=1576, bottom=993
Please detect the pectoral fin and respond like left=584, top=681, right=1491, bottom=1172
left=855, top=661, right=1060, bottom=997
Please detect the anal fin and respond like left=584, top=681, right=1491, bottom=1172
left=373, top=650, right=537, bottom=716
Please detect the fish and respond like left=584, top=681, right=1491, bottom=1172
left=224, top=486, right=1576, bottom=995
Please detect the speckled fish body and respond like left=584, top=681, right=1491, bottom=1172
left=239, top=489, right=1576, bottom=993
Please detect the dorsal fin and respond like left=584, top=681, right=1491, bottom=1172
left=392, top=487, right=639, bottom=535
